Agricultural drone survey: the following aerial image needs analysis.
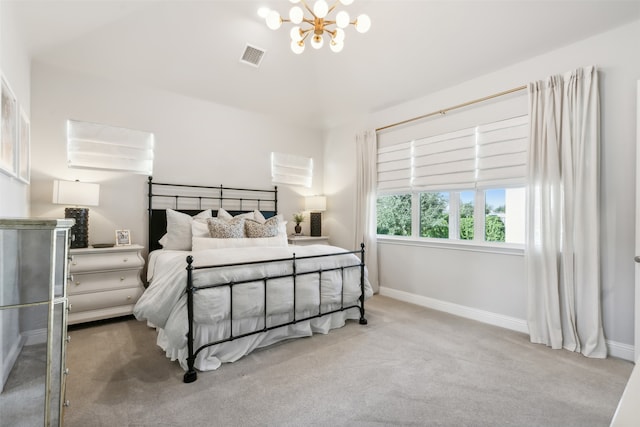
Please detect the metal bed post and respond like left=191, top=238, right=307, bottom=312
left=184, top=256, right=198, bottom=383
left=148, top=176, right=153, bottom=251
left=359, top=243, right=367, bottom=325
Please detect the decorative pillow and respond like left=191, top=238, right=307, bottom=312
left=245, top=216, right=280, bottom=238
left=207, top=217, right=245, bottom=238
left=162, top=209, right=212, bottom=250
left=192, top=234, right=288, bottom=251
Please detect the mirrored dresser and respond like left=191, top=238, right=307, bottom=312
left=0, top=218, right=74, bottom=426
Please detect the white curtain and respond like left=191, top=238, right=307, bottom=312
left=526, top=65, right=606, bottom=358
left=355, top=130, right=379, bottom=293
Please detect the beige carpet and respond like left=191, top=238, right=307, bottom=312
left=63, top=296, right=633, bottom=427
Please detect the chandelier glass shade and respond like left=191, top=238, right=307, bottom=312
left=260, top=0, right=371, bottom=54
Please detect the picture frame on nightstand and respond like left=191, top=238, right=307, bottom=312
left=115, top=229, right=131, bottom=246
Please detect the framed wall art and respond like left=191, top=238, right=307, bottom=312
left=18, top=108, right=30, bottom=183
left=0, top=74, right=18, bottom=177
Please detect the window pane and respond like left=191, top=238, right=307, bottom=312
left=485, top=189, right=506, bottom=242
left=505, top=188, right=525, bottom=244
left=459, top=191, right=474, bottom=240
left=376, top=194, right=412, bottom=236
left=420, top=192, right=449, bottom=238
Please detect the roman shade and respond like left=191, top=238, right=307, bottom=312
left=377, top=115, right=528, bottom=192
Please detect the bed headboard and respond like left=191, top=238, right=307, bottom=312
left=147, top=177, right=278, bottom=252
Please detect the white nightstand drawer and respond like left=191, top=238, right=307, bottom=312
left=68, top=244, right=145, bottom=324
left=69, top=269, right=141, bottom=294
left=69, top=287, right=144, bottom=314
left=69, top=250, right=144, bottom=273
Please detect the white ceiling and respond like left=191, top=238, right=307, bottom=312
left=9, top=0, right=640, bottom=130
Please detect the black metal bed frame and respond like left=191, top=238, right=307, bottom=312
left=147, top=177, right=367, bottom=383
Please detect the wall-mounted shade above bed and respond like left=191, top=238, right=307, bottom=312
left=271, top=152, right=313, bottom=188
left=66, top=119, right=155, bottom=175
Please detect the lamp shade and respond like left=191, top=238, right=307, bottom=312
left=52, top=180, right=100, bottom=206
left=305, top=196, right=326, bottom=212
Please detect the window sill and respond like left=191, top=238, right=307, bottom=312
left=376, top=235, right=525, bottom=256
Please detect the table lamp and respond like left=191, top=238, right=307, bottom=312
left=305, top=196, right=326, bottom=237
left=52, top=180, right=100, bottom=248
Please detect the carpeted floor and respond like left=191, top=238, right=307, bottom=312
left=62, top=295, right=633, bottom=427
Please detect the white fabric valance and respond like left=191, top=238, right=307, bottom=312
left=67, top=120, right=155, bottom=175
left=270, top=152, right=313, bottom=188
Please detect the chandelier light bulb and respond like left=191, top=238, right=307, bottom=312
left=290, top=26, right=303, bottom=42
left=330, top=40, right=344, bottom=53
left=264, top=0, right=369, bottom=54
left=289, top=6, right=303, bottom=24
left=311, top=34, right=324, bottom=49
left=313, top=0, right=329, bottom=19
left=257, top=7, right=270, bottom=19
left=335, top=10, right=350, bottom=28
left=354, top=14, right=371, bottom=33
left=291, top=40, right=305, bottom=54
left=266, top=10, right=282, bottom=30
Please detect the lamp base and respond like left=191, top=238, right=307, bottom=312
left=65, top=207, right=89, bottom=249
left=310, top=212, right=322, bottom=237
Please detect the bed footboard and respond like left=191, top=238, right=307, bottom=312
left=183, top=244, right=368, bottom=383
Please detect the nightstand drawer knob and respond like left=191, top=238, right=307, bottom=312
left=120, top=277, right=125, bottom=281
left=123, top=258, right=128, bottom=262
left=127, top=295, right=132, bottom=300
left=75, top=281, right=81, bottom=286
left=64, top=368, right=69, bottom=375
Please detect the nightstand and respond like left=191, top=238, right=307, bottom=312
left=287, top=235, right=329, bottom=246
left=67, top=244, right=145, bottom=325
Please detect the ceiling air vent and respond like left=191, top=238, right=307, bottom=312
left=240, top=44, right=266, bottom=68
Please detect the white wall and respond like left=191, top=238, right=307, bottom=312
left=326, top=19, right=640, bottom=357
left=0, top=1, right=32, bottom=391
left=0, top=2, right=30, bottom=217
left=29, top=62, right=325, bottom=255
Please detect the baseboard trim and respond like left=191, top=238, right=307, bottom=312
left=607, top=340, right=635, bottom=362
left=378, top=287, right=635, bottom=362
left=379, top=286, right=529, bottom=334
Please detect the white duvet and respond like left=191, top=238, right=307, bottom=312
left=134, top=245, right=373, bottom=371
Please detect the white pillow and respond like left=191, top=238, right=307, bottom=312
left=162, top=209, right=212, bottom=250
left=217, top=208, right=266, bottom=224
left=192, top=234, right=288, bottom=251
left=191, top=218, right=209, bottom=238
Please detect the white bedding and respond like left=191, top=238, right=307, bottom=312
left=134, top=245, right=373, bottom=371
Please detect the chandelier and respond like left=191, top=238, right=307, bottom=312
left=259, top=0, right=371, bottom=54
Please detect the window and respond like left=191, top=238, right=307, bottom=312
left=376, top=194, right=411, bottom=236
left=378, top=188, right=524, bottom=244
left=376, top=115, right=527, bottom=246
left=420, top=192, right=449, bottom=238
left=459, top=190, right=474, bottom=240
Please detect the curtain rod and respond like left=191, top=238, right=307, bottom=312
left=375, top=84, right=528, bottom=133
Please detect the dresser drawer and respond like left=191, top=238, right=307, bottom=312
left=69, top=251, right=144, bottom=273
left=69, top=269, right=142, bottom=294
left=69, top=287, right=143, bottom=314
